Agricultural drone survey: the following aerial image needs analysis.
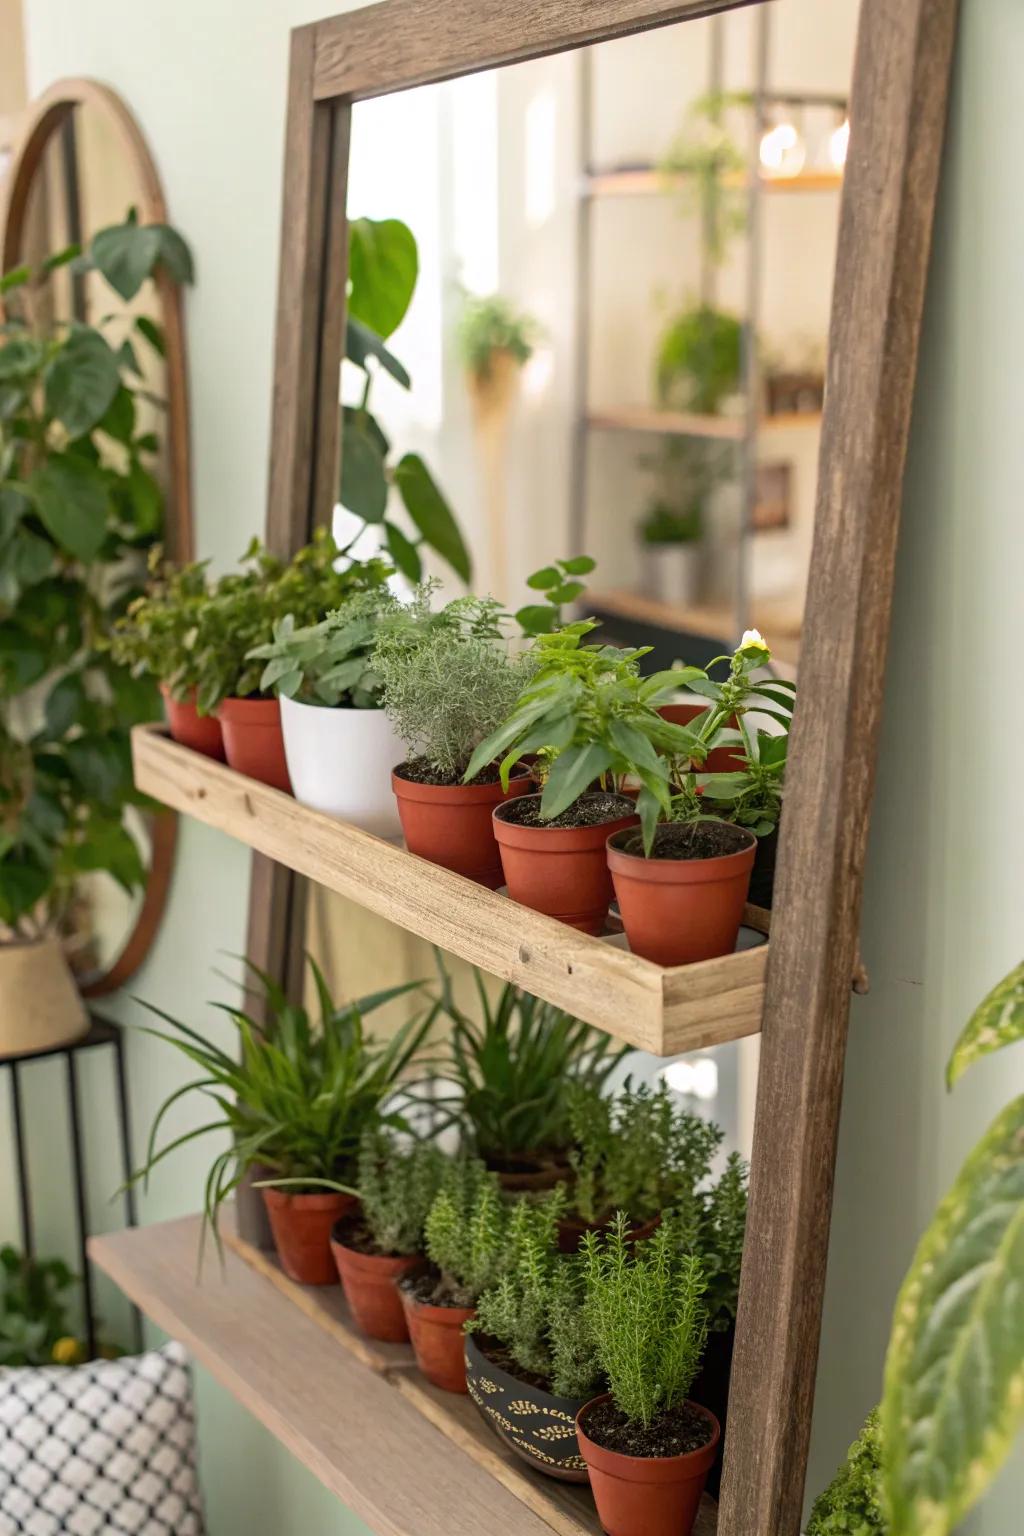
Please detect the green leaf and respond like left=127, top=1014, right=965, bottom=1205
left=0, top=624, right=48, bottom=691
left=881, top=1094, right=1024, bottom=1536
left=346, top=316, right=411, bottom=388
left=0, top=265, right=31, bottom=294
left=41, top=244, right=81, bottom=274
left=28, top=455, right=111, bottom=562
left=548, top=581, right=584, bottom=605
left=348, top=217, right=418, bottom=339
left=68, top=816, right=145, bottom=894
left=527, top=566, right=561, bottom=591
left=394, top=453, right=471, bottom=583
left=383, top=520, right=422, bottom=582
left=98, top=384, right=137, bottom=444
left=66, top=734, right=130, bottom=804
left=0, top=486, right=30, bottom=544
left=608, top=719, right=663, bottom=777
left=135, top=315, right=166, bottom=357
left=0, top=528, right=54, bottom=601
left=126, top=460, right=163, bottom=534
left=340, top=408, right=388, bottom=523
left=947, top=960, right=1024, bottom=1088
left=561, top=555, right=596, bottom=576
left=45, top=673, right=88, bottom=737
left=0, top=858, right=50, bottom=924
left=153, top=225, right=195, bottom=286
left=540, top=743, right=614, bottom=820
left=45, top=328, right=121, bottom=439
left=90, top=221, right=162, bottom=300
left=515, top=605, right=559, bottom=636
left=0, top=336, right=43, bottom=379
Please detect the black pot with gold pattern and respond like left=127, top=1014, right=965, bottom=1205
left=464, top=1332, right=591, bottom=1483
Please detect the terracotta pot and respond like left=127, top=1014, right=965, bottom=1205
left=576, top=1394, right=720, bottom=1536
left=464, top=1332, right=591, bottom=1483
left=493, top=794, right=638, bottom=934
left=217, top=696, right=292, bottom=792
left=658, top=702, right=742, bottom=774
left=0, top=936, right=88, bottom=1058
left=556, top=1211, right=660, bottom=1255
left=161, top=685, right=226, bottom=760
left=607, top=824, right=756, bottom=966
left=261, top=1188, right=356, bottom=1285
left=391, top=767, right=531, bottom=888
left=330, top=1222, right=420, bottom=1342
left=400, top=1285, right=476, bottom=1393
left=486, top=1152, right=572, bottom=1196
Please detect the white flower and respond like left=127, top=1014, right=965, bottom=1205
left=740, top=628, right=766, bottom=650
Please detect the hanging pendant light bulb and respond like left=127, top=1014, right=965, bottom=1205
left=830, top=118, right=851, bottom=171
left=759, top=121, right=806, bottom=179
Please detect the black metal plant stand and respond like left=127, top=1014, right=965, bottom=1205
left=3, top=1015, right=144, bottom=1357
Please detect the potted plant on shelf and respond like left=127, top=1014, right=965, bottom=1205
left=399, top=1158, right=508, bottom=1393
left=330, top=1130, right=447, bottom=1341
left=132, top=957, right=433, bottom=1284
left=806, top=1411, right=884, bottom=1535
left=373, top=587, right=535, bottom=885
left=560, top=1081, right=724, bottom=1252
left=466, top=621, right=704, bottom=931
left=246, top=586, right=405, bottom=832
left=576, top=1217, right=718, bottom=1536
left=431, top=954, right=628, bottom=1190
left=639, top=498, right=704, bottom=607
left=465, top=1191, right=602, bottom=1481
left=696, top=727, right=788, bottom=909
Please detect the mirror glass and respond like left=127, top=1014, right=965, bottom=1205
left=310, top=0, right=860, bottom=1160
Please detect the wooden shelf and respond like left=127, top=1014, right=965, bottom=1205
left=587, top=406, right=823, bottom=440
left=589, top=590, right=803, bottom=667
left=131, top=724, right=769, bottom=1058
left=90, top=1213, right=716, bottom=1536
left=585, top=167, right=843, bottom=198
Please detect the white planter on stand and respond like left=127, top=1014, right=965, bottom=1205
left=642, top=543, right=702, bottom=607
left=280, top=694, right=404, bottom=837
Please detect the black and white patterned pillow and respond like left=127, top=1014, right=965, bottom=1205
left=0, top=1342, right=204, bottom=1535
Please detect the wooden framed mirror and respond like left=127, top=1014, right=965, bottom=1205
left=247, top=2, right=959, bottom=1531
left=1, top=79, right=192, bottom=995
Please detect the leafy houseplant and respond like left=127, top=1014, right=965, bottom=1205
left=432, top=953, right=627, bottom=1184
left=0, top=1246, right=82, bottom=1366
left=0, top=213, right=193, bottom=1051
left=806, top=1411, right=885, bottom=1536
left=399, top=1158, right=508, bottom=1393
left=330, top=1131, right=448, bottom=1342
left=457, top=293, right=538, bottom=384
left=655, top=303, right=744, bottom=417
left=133, top=956, right=433, bottom=1284
left=246, top=587, right=406, bottom=831
left=638, top=439, right=729, bottom=608
left=374, top=587, right=535, bottom=885
left=576, top=1217, right=718, bottom=1536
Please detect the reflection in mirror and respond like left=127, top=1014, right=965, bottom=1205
left=306, top=0, right=859, bottom=1166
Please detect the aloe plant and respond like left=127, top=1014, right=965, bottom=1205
left=881, top=957, right=1024, bottom=1535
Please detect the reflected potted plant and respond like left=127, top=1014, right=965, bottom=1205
left=640, top=499, right=703, bottom=607
left=576, top=1217, right=719, bottom=1536
left=331, top=1130, right=447, bottom=1341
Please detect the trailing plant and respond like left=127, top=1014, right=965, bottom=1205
left=457, top=292, right=539, bottom=382
left=246, top=586, right=404, bottom=707
left=0, top=212, right=194, bottom=939
left=880, top=957, right=1024, bottom=1536
left=464, top=620, right=706, bottom=847
left=677, top=1151, right=748, bottom=1333
left=132, top=956, right=435, bottom=1259
left=0, top=1245, right=79, bottom=1366
left=423, top=1157, right=509, bottom=1306
left=432, top=953, right=628, bottom=1167
left=374, top=585, right=534, bottom=782
left=806, top=1410, right=885, bottom=1536
left=515, top=555, right=597, bottom=638
left=342, top=217, right=471, bottom=585
left=582, top=1214, right=709, bottom=1430
left=356, top=1130, right=448, bottom=1257
left=472, top=1190, right=602, bottom=1399
left=568, top=1081, right=724, bottom=1227
left=660, top=91, right=750, bottom=269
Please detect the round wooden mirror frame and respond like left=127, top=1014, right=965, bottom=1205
left=1, top=79, right=194, bottom=996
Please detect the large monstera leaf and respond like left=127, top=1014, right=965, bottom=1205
left=881, top=1093, right=1024, bottom=1536
left=947, top=959, right=1024, bottom=1088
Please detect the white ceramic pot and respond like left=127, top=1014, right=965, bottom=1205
left=0, top=936, right=88, bottom=1057
left=643, top=543, right=701, bottom=607
left=280, top=694, right=404, bottom=836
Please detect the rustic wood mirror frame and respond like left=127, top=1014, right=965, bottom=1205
left=252, top=2, right=960, bottom=1531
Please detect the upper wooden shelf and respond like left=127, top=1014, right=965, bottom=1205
left=587, top=406, right=823, bottom=441
left=585, top=167, right=843, bottom=198
left=92, top=1214, right=720, bottom=1536
left=132, top=724, right=769, bottom=1057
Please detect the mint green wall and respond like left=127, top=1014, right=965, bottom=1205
left=13, top=1, right=1023, bottom=1532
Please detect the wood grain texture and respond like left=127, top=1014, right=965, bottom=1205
left=312, top=0, right=759, bottom=101
left=131, top=724, right=769, bottom=1056
left=90, top=1215, right=574, bottom=1536
left=717, top=3, right=961, bottom=1532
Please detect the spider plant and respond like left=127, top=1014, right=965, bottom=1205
left=131, top=955, right=437, bottom=1261
left=432, top=954, right=629, bottom=1171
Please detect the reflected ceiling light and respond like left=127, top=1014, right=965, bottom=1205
left=759, top=121, right=806, bottom=179
left=830, top=119, right=851, bottom=171
left=660, top=1057, right=719, bottom=1102
left=522, top=345, right=554, bottom=400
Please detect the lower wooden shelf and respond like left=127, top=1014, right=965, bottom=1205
left=90, top=1213, right=716, bottom=1536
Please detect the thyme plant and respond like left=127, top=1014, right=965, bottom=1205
left=676, top=1151, right=748, bottom=1333
left=423, top=1158, right=509, bottom=1305
left=356, top=1131, right=448, bottom=1257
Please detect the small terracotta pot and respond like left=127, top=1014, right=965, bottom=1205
left=261, top=1188, right=356, bottom=1285
left=659, top=703, right=742, bottom=774
left=217, top=696, right=292, bottom=793
left=493, top=794, right=638, bottom=934
left=556, top=1211, right=660, bottom=1255
left=400, top=1286, right=476, bottom=1393
left=161, top=685, right=226, bottom=760
left=464, top=1332, right=591, bottom=1483
left=607, top=824, right=756, bottom=966
left=330, top=1223, right=420, bottom=1342
left=576, top=1394, right=720, bottom=1536
left=487, top=1152, right=572, bottom=1196
left=391, top=767, right=531, bottom=888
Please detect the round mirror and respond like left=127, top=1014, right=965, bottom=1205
left=1, top=80, right=192, bottom=996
